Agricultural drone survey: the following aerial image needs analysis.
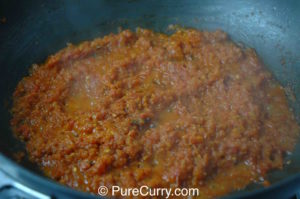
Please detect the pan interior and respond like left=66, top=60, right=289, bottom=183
left=0, top=0, right=299, bottom=196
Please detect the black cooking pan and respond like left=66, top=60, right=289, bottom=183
left=0, top=0, right=300, bottom=198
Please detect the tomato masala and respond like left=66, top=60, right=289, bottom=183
left=11, top=28, right=300, bottom=198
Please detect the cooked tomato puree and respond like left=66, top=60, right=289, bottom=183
left=11, top=28, right=300, bottom=198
